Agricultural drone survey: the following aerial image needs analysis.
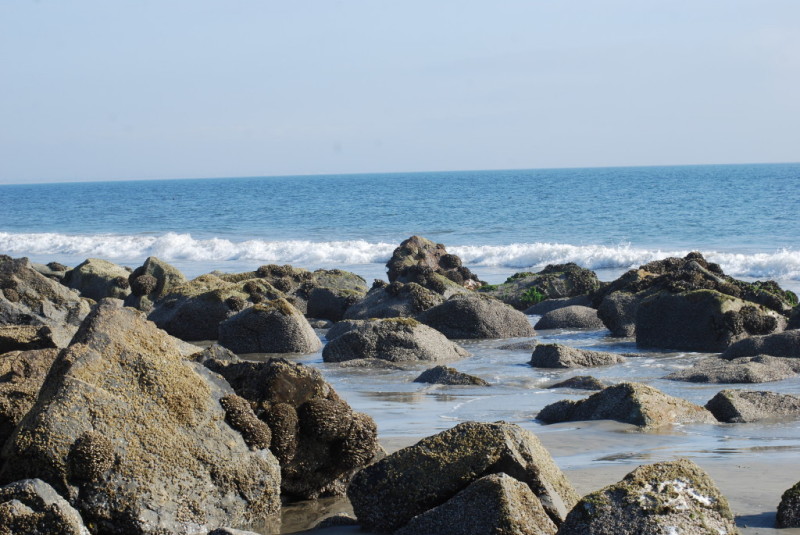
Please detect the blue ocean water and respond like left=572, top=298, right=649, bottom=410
left=1, top=163, right=799, bottom=286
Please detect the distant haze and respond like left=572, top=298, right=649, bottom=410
left=1, top=1, right=798, bottom=184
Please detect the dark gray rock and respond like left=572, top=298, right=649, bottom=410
left=322, top=318, right=468, bottom=363
left=0, top=325, right=57, bottom=354
left=343, top=282, right=445, bottom=320
left=63, top=258, right=131, bottom=301
left=218, top=299, right=321, bottom=354
left=394, top=473, right=557, bottom=535
left=524, top=295, right=592, bottom=316
left=479, top=264, right=600, bottom=311
left=537, top=382, right=716, bottom=428
left=498, top=340, right=538, bottom=351
left=557, top=459, right=737, bottom=535
left=778, top=481, right=800, bottom=528
left=191, top=343, right=241, bottom=365
left=413, top=365, right=489, bottom=386
left=665, top=355, right=800, bottom=383
left=547, top=376, right=606, bottom=390
left=418, top=293, right=535, bottom=339
left=0, top=478, right=89, bottom=535
left=529, top=344, right=624, bottom=369
left=313, top=514, right=358, bottom=530
left=123, top=256, right=187, bottom=312
left=347, top=421, right=579, bottom=533
left=722, top=329, right=800, bottom=360
left=705, top=389, right=800, bottom=423
left=207, top=529, right=262, bottom=535
left=596, top=291, right=641, bottom=337
left=306, top=287, right=363, bottom=322
left=534, top=306, right=605, bottom=330
left=386, top=235, right=483, bottom=290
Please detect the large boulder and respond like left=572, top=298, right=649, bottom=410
left=778, top=481, right=800, bottom=528
left=0, top=302, right=281, bottom=535
left=306, top=286, right=363, bottom=322
left=721, top=329, right=800, bottom=360
left=413, top=365, right=489, bottom=386
left=0, top=325, right=57, bottom=354
left=417, top=293, right=535, bottom=339
left=218, top=299, right=321, bottom=354
left=386, top=236, right=483, bottom=290
left=537, top=382, right=716, bottom=428
left=557, top=459, right=737, bottom=535
left=635, top=289, right=785, bottom=352
left=480, top=264, right=600, bottom=311
left=0, top=256, right=91, bottom=348
left=123, top=256, right=187, bottom=312
left=529, top=344, right=624, bottom=369
left=343, top=281, right=444, bottom=320
left=665, top=355, right=800, bottom=383
left=63, top=258, right=131, bottom=301
left=322, top=318, right=468, bottom=363
left=200, top=357, right=379, bottom=500
left=347, top=421, right=579, bottom=533
left=0, top=478, right=90, bottom=535
left=705, top=389, right=800, bottom=423
left=395, top=473, right=557, bottom=535
left=533, top=305, right=604, bottom=330
left=596, top=291, right=640, bottom=337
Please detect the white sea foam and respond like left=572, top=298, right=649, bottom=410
left=1, top=231, right=799, bottom=281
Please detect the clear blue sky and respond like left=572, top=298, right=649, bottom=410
left=1, top=1, right=798, bottom=184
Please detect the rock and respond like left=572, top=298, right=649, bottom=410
left=480, top=264, right=600, bottom=310
left=0, top=348, right=60, bottom=450
left=347, top=421, right=579, bottom=533
left=537, top=382, right=716, bottom=428
left=418, top=293, right=535, bottom=339
left=534, top=306, right=605, bottom=330
left=721, top=329, right=800, bottom=360
left=524, top=295, right=592, bottom=315
left=547, top=376, right=606, bottom=391
left=322, top=318, right=468, bottom=363
left=306, top=287, right=363, bottom=322
left=313, top=513, right=359, bottom=529
left=498, top=340, right=538, bottom=351
left=191, top=343, right=241, bottom=365
left=529, top=344, right=624, bottom=369
left=123, top=256, right=187, bottom=312
left=147, top=274, right=285, bottom=341
left=201, top=358, right=379, bottom=500
left=386, top=236, right=483, bottom=290
left=0, top=478, right=90, bottom=535
left=778, top=481, right=800, bottom=528
left=0, top=256, right=91, bottom=348
left=557, top=459, right=737, bottom=535
left=705, top=389, right=800, bottom=423
left=31, top=262, right=69, bottom=282
left=596, top=291, right=640, bottom=337
left=394, top=473, right=557, bottom=535
left=343, top=282, right=445, bottom=320
left=218, top=299, right=321, bottom=354
left=62, top=258, right=131, bottom=301
left=789, top=307, right=800, bottom=330
left=665, top=355, right=800, bottom=383
left=413, top=365, right=489, bottom=386
left=0, top=301, right=281, bottom=535
left=636, top=289, right=786, bottom=352
left=207, top=529, right=262, bottom=535
left=308, top=318, right=333, bottom=329
left=0, top=325, right=57, bottom=354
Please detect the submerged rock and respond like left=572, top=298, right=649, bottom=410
left=480, top=264, right=600, bottom=311
left=721, top=329, right=800, bottom=360
left=413, top=365, right=489, bottom=386
left=387, top=235, right=483, bottom=290
left=547, top=376, right=607, bottom=391
left=418, top=293, right=535, bottom=339
left=534, top=305, right=605, bottom=330
left=63, top=258, right=131, bottom=301
left=529, top=344, right=624, bottom=369
left=705, top=389, right=800, bottom=423
left=557, top=459, right=737, bottom=535
left=0, top=478, right=90, bottom=535
left=218, top=299, right=321, bottom=354
left=666, top=355, right=800, bottom=383
left=498, top=340, right=538, bottom=351
left=537, top=382, right=716, bottom=428
left=347, top=421, right=579, bottom=533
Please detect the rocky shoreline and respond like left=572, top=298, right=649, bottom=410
left=2, top=235, right=800, bottom=534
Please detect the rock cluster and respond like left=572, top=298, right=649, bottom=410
left=386, top=235, right=483, bottom=290
left=480, top=263, right=601, bottom=310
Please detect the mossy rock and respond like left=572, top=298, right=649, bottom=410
left=218, top=299, right=321, bottom=354
left=479, top=263, right=600, bottom=310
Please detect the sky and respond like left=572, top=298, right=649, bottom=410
left=1, top=1, right=798, bottom=184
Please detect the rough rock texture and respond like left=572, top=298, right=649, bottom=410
left=596, top=291, right=640, bottom=338
left=418, top=293, right=535, bottom=339
left=394, top=473, right=557, bottom=535
left=413, top=365, right=489, bottom=386
left=636, top=289, right=786, bottom=352
left=534, top=306, right=605, bottom=330
left=63, top=258, right=131, bottom=301
left=343, top=281, right=445, bottom=320
left=306, top=287, right=363, bottom=322
left=777, top=480, right=800, bottom=528
left=524, top=295, right=592, bottom=316
left=347, top=421, right=579, bottom=533
left=386, top=236, right=483, bottom=290
left=123, top=256, right=187, bottom=312
left=0, top=478, right=90, bottom=535
left=322, top=319, right=468, bottom=363
left=537, top=382, right=716, bottom=428
left=0, top=325, right=57, bottom=354
left=665, top=355, right=800, bottom=383
left=31, top=262, right=69, bottom=283
left=529, top=344, right=624, bottom=369
left=547, top=376, right=606, bottom=391
left=313, top=513, right=359, bottom=529
left=557, top=459, right=737, bottom=535
left=147, top=274, right=287, bottom=341
left=0, top=302, right=281, bottom=535
left=705, top=389, right=800, bottom=423
left=206, top=528, right=262, bottom=535
left=201, top=358, right=380, bottom=500
left=498, top=340, right=538, bottom=351
left=721, top=329, right=800, bottom=360
left=218, top=299, right=321, bottom=354
left=0, top=348, right=60, bottom=450
left=480, top=264, right=601, bottom=311
left=0, top=256, right=91, bottom=348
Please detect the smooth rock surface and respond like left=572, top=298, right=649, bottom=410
left=530, top=344, right=624, bottom=369
left=218, top=299, right=321, bottom=354
left=418, top=293, right=535, bottom=339
left=534, top=306, right=605, bottom=330
left=63, top=258, right=131, bottom=301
